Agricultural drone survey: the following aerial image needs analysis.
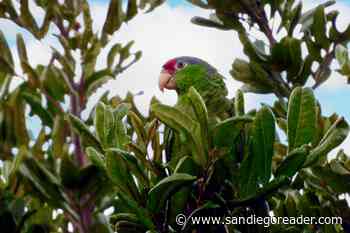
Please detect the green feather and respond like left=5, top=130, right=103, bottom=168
left=174, top=64, right=232, bottom=120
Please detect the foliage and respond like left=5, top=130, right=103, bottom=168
left=0, top=0, right=350, bottom=233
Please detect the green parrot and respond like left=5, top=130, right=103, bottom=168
left=158, top=56, right=236, bottom=169
left=159, top=56, right=233, bottom=122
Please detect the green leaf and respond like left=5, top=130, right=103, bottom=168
left=126, top=0, right=138, bottom=22
left=22, top=62, right=40, bottom=86
left=241, top=84, right=272, bottom=94
left=174, top=156, right=199, bottom=175
left=151, top=103, right=207, bottom=167
left=239, top=107, right=275, bottom=197
left=19, top=158, right=79, bottom=220
left=329, top=160, right=350, bottom=175
left=128, top=111, right=147, bottom=145
left=336, top=45, right=348, bottom=67
left=16, top=34, right=28, bottom=64
left=252, top=106, right=276, bottom=184
left=107, top=148, right=149, bottom=189
left=86, top=69, right=113, bottom=97
left=310, top=166, right=350, bottom=194
left=52, top=116, right=66, bottom=157
left=102, top=0, right=124, bottom=36
left=304, top=117, right=349, bottom=167
left=231, top=59, right=273, bottom=94
left=239, top=158, right=256, bottom=198
left=238, top=33, right=268, bottom=62
left=0, top=30, right=14, bottom=68
left=86, top=147, right=106, bottom=169
left=212, top=116, right=253, bottom=148
left=116, top=192, right=155, bottom=230
left=0, top=30, right=14, bottom=74
left=271, top=37, right=303, bottom=81
left=0, top=71, right=11, bottom=99
left=107, top=43, right=122, bottom=69
left=113, top=103, right=131, bottom=149
left=147, top=173, right=196, bottom=213
left=233, top=176, right=290, bottom=207
left=188, top=87, right=209, bottom=151
left=288, top=2, right=302, bottom=36
left=68, top=114, right=103, bottom=152
left=94, top=102, right=115, bottom=148
left=22, top=92, right=54, bottom=127
left=299, top=0, right=335, bottom=32
left=191, top=16, right=231, bottom=30
left=275, top=146, right=309, bottom=177
left=10, top=90, right=30, bottom=146
left=335, top=45, right=350, bottom=83
left=287, top=87, right=317, bottom=152
left=38, top=66, right=68, bottom=102
left=235, top=89, right=245, bottom=116
left=311, top=6, right=330, bottom=49
left=106, top=149, right=139, bottom=200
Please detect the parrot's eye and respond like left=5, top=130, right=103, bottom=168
left=175, top=62, right=187, bottom=70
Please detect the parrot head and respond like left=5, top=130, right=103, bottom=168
left=158, top=56, right=219, bottom=95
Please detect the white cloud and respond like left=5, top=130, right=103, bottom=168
left=87, top=2, right=248, bottom=116
left=1, top=1, right=349, bottom=154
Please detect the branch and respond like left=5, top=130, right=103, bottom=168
left=237, top=0, right=276, bottom=45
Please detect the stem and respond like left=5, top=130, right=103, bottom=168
left=58, top=20, right=92, bottom=232
left=71, top=94, right=86, bottom=167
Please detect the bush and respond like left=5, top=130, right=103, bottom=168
left=0, top=0, right=349, bottom=232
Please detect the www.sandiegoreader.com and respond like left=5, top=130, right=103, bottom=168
left=175, top=214, right=343, bottom=228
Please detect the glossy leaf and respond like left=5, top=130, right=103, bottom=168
left=151, top=103, right=207, bottom=167
left=287, top=87, right=317, bottom=152
left=128, top=111, right=147, bottom=145
left=311, top=6, right=330, bottom=49
left=305, top=117, right=349, bottom=167
left=276, top=146, right=309, bottom=177
left=252, top=106, right=276, bottom=184
left=86, top=147, right=106, bottom=169
left=239, top=107, right=275, bottom=197
left=147, top=173, right=196, bottom=213
left=106, top=149, right=139, bottom=199
left=235, top=89, right=245, bottom=116
left=95, top=102, right=115, bottom=148
left=212, top=116, right=253, bottom=148
left=68, top=114, right=103, bottom=152
left=188, top=87, right=209, bottom=151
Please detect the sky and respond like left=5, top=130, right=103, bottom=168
left=0, top=0, right=350, bottom=154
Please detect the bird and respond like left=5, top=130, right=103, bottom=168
left=156, top=57, right=237, bottom=231
left=157, top=56, right=238, bottom=166
left=158, top=56, right=233, bottom=122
